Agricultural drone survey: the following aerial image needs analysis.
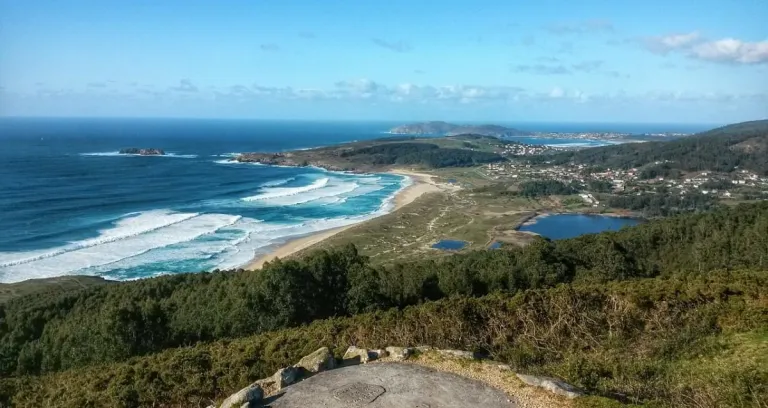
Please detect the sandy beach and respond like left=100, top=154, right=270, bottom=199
left=243, top=168, right=456, bottom=270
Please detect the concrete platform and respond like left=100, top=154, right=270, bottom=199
left=263, top=362, right=517, bottom=407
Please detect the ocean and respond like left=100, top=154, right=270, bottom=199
left=0, top=118, right=713, bottom=283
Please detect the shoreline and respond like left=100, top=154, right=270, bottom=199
left=242, top=168, right=454, bottom=270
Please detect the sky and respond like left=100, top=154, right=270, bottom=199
left=0, top=0, right=767, bottom=123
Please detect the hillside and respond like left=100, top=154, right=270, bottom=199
left=1, top=202, right=767, bottom=407
left=235, top=134, right=509, bottom=171
left=2, top=271, right=765, bottom=407
left=389, top=121, right=533, bottom=137
left=529, top=119, right=768, bottom=175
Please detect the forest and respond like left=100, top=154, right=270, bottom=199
left=528, top=120, right=768, bottom=174
left=339, top=142, right=505, bottom=167
left=517, top=180, right=578, bottom=197
left=604, top=191, right=719, bottom=217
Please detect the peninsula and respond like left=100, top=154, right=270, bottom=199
left=389, top=121, right=533, bottom=137
left=233, top=134, right=510, bottom=172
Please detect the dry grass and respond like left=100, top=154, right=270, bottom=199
left=384, top=352, right=575, bottom=408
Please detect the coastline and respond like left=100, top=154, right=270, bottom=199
left=243, top=168, right=453, bottom=270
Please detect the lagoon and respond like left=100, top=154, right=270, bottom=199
left=432, top=240, right=468, bottom=251
left=518, top=214, right=641, bottom=240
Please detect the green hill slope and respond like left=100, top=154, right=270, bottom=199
left=1, top=271, right=765, bottom=407
left=530, top=120, right=768, bottom=175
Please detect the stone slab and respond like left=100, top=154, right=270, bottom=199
left=265, top=362, right=516, bottom=407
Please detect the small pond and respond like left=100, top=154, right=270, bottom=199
left=489, top=241, right=502, bottom=249
left=518, top=214, right=641, bottom=240
left=432, top=239, right=468, bottom=251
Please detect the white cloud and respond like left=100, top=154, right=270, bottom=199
left=548, top=87, right=564, bottom=98
left=644, top=31, right=701, bottom=54
left=642, top=31, right=768, bottom=65
left=690, top=38, right=768, bottom=64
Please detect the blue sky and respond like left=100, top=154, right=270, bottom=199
left=1, top=0, right=766, bottom=123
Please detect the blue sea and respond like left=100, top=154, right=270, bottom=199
left=0, top=118, right=709, bottom=283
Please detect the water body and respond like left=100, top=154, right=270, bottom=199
left=503, top=136, right=622, bottom=148
left=0, top=118, right=695, bottom=283
left=518, top=214, right=641, bottom=240
left=0, top=118, right=408, bottom=283
left=431, top=240, right=468, bottom=251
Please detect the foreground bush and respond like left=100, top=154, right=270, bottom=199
left=1, top=271, right=765, bottom=407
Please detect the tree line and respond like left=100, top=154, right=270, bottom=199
left=604, top=191, right=720, bottom=217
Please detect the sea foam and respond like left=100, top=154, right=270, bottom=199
left=0, top=171, right=410, bottom=283
left=242, top=177, right=330, bottom=201
left=0, top=211, right=240, bottom=282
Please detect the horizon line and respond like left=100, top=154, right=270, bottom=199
left=0, top=115, right=730, bottom=127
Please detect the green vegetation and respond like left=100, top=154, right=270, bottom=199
left=339, top=142, right=505, bottom=167
left=293, top=189, right=544, bottom=262
left=236, top=134, right=511, bottom=172
left=518, top=180, right=578, bottom=197
left=529, top=119, right=768, bottom=175
left=0, top=276, right=111, bottom=304
left=1, top=271, right=764, bottom=407
left=1, top=202, right=766, bottom=385
left=604, top=191, right=719, bottom=217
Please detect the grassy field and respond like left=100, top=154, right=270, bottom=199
left=293, top=187, right=574, bottom=265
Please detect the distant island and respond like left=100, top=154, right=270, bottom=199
left=389, top=121, right=533, bottom=137
left=119, top=148, right=165, bottom=156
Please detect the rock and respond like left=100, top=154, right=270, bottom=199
left=369, top=349, right=389, bottom=360
left=516, top=374, right=583, bottom=399
left=437, top=349, right=476, bottom=360
left=294, top=347, right=336, bottom=373
left=220, top=383, right=263, bottom=408
left=415, top=345, right=433, bottom=353
left=385, top=346, right=413, bottom=361
left=256, top=366, right=300, bottom=393
left=273, top=366, right=299, bottom=388
left=119, top=148, right=165, bottom=156
left=343, top=346, right=371, bottom=364
left=495, top=364, right=512, bottom=371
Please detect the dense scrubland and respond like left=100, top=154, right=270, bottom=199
left=1, top=201, right=767, bottom=407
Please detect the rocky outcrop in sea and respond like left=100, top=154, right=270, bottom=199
left=119, top=148, right=165, bottom=155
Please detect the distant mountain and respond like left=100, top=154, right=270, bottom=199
left=529, top=119, right=768, bottom=175
left=390, top=121, right=532, bottom=137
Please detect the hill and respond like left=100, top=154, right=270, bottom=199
left=235, top=134, right=509, bottom=171
left=389, top=121, right=533, bottom=137
left=529, top=119, right=768, bottom=175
